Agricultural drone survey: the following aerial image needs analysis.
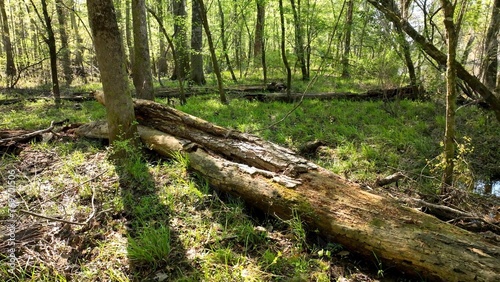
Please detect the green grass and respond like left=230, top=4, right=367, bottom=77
left=127, top=224, right=171, bottom=267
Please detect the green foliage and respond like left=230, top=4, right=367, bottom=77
left=179, top=97, right=443, bottom=186
left=0, top=99, right=106, bottom=130
left=127, top=224, right=171, bottom=267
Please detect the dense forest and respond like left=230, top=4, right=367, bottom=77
left=1, top=0, right=500, bottom=281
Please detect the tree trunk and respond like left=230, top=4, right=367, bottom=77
left=40, top=0, right=61, bottom=106
left=254, top=0, right=265, bottom=64
left=482, top=0, right=500, bottom=90
left=290, top=0, right=309, bottom=81
left=132, top=0, right=154, bottom=100
left=440, top=0, right=459, bottom=193
left=79, top=95, right=500, bottom=282
left=87, top=0, right=138, bottom=154
left=156, top=0, right=168, bottom=77
left=367, top=0, right=500, bottom=123
left=196, top=0, right=227, bottom=104
left=70, top=0, right=86, bottom=82
left=341, top=0, right=354, bottom=78
left=217, top=0, right=237, bottom=83
left=279, top=0, right=292, bottom=99
left=395, top=24, right=418, bottom=92
left=147, top=6, right=187, bottom=105
left=190, top=0, right=206, bottom=85
left=55, top=0, right=72, bottom=86
left=0, top=0, right=16, bottom=84
left=171, top=0, right=189, bottom=81
left=125, top=0, right=134, bottom=72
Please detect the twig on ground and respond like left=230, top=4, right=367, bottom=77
left=19, top=209, right=86, bottom=226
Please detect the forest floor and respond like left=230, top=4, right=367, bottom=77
left=1, top=85, right=499, bottom=281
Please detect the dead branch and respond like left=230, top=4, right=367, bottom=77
left=19, top=209, right=86, bottom=226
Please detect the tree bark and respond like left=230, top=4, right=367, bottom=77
left=157, top=0, right=168, bottom=77
left=341, top=0, right=354, bottom=78
left=279, top=0, right=292, bottom=99
left=87, top=0, right=138, bottom=153
left=367, top=0, right=500, bottom=123
left=132, top=0, right=154, bottom=100
left=39, top=0, right=61, bottom=106
left=190, top=0, right=206, bottom=85
left=55, top=0, right=72, bottom=86
left=482, top=0, right=500, bottom=90
left=253, top=0, right=265, bottom=64
left=0, top=0, right=16, bottom=83
left=290, top=0, right=309, bottom=81
left=439, top=0, right=460, bottom=193
left=79, top=95, right=500, bottom=282
left=171, top=0, right=189, bottom=81
left=217, top=0, right=237, bottom=83
left=125, top=0, right=134, bottom=71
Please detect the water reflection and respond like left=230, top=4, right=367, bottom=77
left=475, top=180, right=500, bottom=196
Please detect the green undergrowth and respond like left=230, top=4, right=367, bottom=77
left=178, top=95, right=499, bottom=192
left=1, top=88, right=499, bottom=281
left=0, top=99, right=105, bottom=130
left=179, top=96, right=435, bottom=188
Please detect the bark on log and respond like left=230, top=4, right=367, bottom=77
left=79, top=95, right=500, bottom=281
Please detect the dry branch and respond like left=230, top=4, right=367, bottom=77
left=0, top=122, right=55, bottom=145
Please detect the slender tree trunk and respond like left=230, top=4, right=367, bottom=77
left=262, top=36, right=267, bottom=84
left=87, top=0, right=138, bottom=155
left=341, top=0, right=354, bottom=78
left=131, top=0, right=154, bottom=100
left=190, top=0, right=206, bottom=85
left=254, top=0, right=266, bottom=81
left=171, top=0, right=189, bottom=81
left=147, top=6, right=187, bottom=105
left=196, top=0, right=227, bottom=104
left=482, top=0, right=500, bottom=90
left=279, top=0, right=292, bottom=98
left=217, top=0, right=237, bottom=82
left=69, top=0, right=86, bottom=82
left=440, top=0, right=460, bottom=193
left=125, top=0, right=134, bottom=72
left=157, top=0, right=168, bottom=77
left=253, top=0, right=265, bottom=62
left=0, top=0, right=16, bottom=85
left=39, top=0, right=61, bottom=106
left=395, top=25, right=418, bottom=91
left=158, top=38, right=168, bottom=77
left=55, top=0, right=73, bottom=86
left=290, top=0, right=309, bottom=80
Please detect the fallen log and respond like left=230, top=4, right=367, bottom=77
left=0, top=94, right=95, bottom=105
left=78, top=95, right=500, bottom=281
left=237, top=86, right=423, bottom=102
left=154, top=85, right=422, bottom=102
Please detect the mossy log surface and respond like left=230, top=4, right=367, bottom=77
left=79, top=93, right=500, bottom=281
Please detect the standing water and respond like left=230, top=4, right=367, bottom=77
left=475, top=180, right=500, bottom=197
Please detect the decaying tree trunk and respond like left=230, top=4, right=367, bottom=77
left=78, top=94, right=500, bottom=281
